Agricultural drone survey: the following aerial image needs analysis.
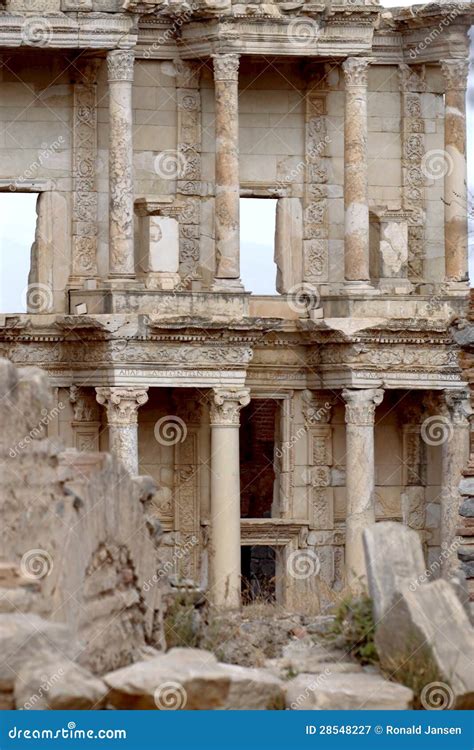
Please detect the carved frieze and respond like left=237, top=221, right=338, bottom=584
left=303, top=89, right=328, bottom=283
left=71, top=59, right=100, bottom=279
left=399, top=64, right=426, bottom=281
left=176, top=61, right=202, bottom=283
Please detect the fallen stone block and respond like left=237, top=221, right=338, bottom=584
left=104, top=647, right=284, bottom=710
left=15, top=659, right=108, bottom=710
left=286, top=672, right=413, bottom=710
left=375, top=579, right=474, bottom=709
left=363, top=521, right=426, bottom=621
left=0, top=614, right=79, bottom=694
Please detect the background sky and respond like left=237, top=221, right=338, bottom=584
left=0, top=1, right=472, bottom=309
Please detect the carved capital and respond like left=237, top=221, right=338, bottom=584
left=342, top=388, right=384, bottom=426
left=213, top=54, right=240, bottom=83
left=209, top=387, right=250, bottom=426
left=107, top=50, right=135, bottom=83
left=302, top=389, right=332, bottom=426
left=96, top=387, right=149, bottom=426
left=70, top=385, right=100, bottom=422
left=440, top=59, right=469, bottom=91
left=442, top=388, right=472, bottom=427
left=398, top=63, right=426, bottom=93
left=342, top=57, right=373, bottom=88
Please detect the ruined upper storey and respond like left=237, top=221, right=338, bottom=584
left=0, top=2, right=472, bottom=61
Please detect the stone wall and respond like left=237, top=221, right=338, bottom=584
left=0, top=358, right=165, bottom=673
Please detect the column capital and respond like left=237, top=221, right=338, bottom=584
left=342, top=388, right=384, bottom=426
left=107, top=49, right=135, bottom=83
left=212, top=53, right=240, bottom=82
left=302, top=389, right=332, bottom=426
left=441, top=387, right=472, bottom=426
left=70, top=385, right=100, bottom=422
left=342, top=57, right=374, bottom=87
left=209, top=387, right=250, bottom=426
left=398, top=63, right=426, bottom=93
left=96, top=387, right=149, bottom=426
left=440, top=59, right=469, bottom=91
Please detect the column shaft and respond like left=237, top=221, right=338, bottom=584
left=107, top=50, right=135, bottom=278
left=209, top=387, right=250, bottom=609
left=342, top=58, right=372, bottom=283
left=212, top=54, right=241, bottom=287
left=440, top=60, right=469, bottom=282
left=342, top=388, right=383, bottom=588
left=96, top=387, right=148, bottom=475
left=440, top=389, right=470, bottom=576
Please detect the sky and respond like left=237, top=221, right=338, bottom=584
left=0, top=0, right=472, bottom=308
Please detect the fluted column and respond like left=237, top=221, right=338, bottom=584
left=107, top=50, right=135, bottom=279
left=96, top=387, right=149, bottom=474
left=209, top=387, right=250, bottom=609
left=212, top=54, right=242, bottom=290
left=342, top=57, right=372, bottom=285
left=440, top=60, right=469, bottom=283
left=440, top=389, right=470, bottom=576
left=342, top=388, right=384, bottom=588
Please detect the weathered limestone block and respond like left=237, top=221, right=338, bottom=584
left=375, top=580, right=474, bottom=709
left=0, top=359, right=165, bottom=675
left=0, top=614, right=79, bottom=701
left=15, top=658, right=108, bottom=710
left=139, top=215, right=180, bottom=289
left=286, top=672, right=413, bottom=710
left=362, top=521, right=426, bottom=620
left=104, top=648, right=285, bottom=710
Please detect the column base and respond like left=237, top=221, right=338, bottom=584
left=211, top=278, right=245, bottom=293
left=444, top=279, right=470, bottom=296
left=377, top=278, right=415, bottom=295
left=105, top=276, right=143, bottom=290
left=343, top=280, right=380, bottom=296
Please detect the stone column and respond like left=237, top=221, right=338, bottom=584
left=342, top=388, right=384, bottom=588
left=107, top=50, right=135, bottom=279
left=208, top=387, right=250, bottom=609
left=212, top=54, right=242, bottom=291
left=95, top=387, right=149, bottom=474
left=440, top=389, right=471, bottom=576
left=440, top=60, right=469, bottom=283
left=342, top=57, right=372, bottom=285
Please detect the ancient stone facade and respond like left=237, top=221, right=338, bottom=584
left=0, top=0, right=472, bottom=610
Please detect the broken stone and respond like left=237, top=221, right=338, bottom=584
left=362, top=521, right=425, bottom=621
left=375, top=580, right=474, bottom=709
left=15, top=659, right=108, bottom=710
left=0, top=614, right=79, bottom=695
left=286, top=672, right=413, bottom=710
left=104, top=647, right=284, bottom=710
left=460, top=498, right=474, bottom=517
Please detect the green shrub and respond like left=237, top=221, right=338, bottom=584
left=329, top=593, right=378, bottom=665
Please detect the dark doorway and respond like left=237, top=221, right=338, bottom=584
left=240, top=399, right=279, bottom=518
left=241, top=545, right=276, bottom=603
